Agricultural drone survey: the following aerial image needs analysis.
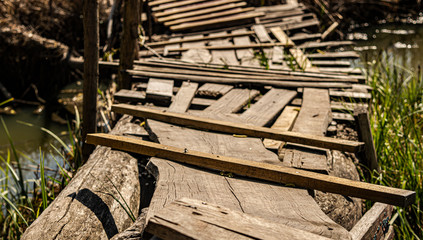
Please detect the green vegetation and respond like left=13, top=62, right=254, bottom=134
left=0, top=101, right=83, bottom=239
left=366, top=58, right=422, bottom=239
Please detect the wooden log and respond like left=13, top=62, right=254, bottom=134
left=354, top=107, right=380, bottom=172
left=156, top=2, right=247, bottom=23
left=22, top=116, right=142, bottom=239
left=350, top=203, right=394, bottom=240
left=168, top=81, right=198, bottom=113
left=145, top=198, right=331, bottom=240
left=82, top=0, right=99, bottom=162
left=111, top=103, right=364, bottom=152
left=87, top=133, right=415, bottom=207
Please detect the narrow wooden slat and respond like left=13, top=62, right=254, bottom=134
left=114, top=89, right=146, bottom=102
left=170, top=12, right=265, bottom=31
left=168, top=82, right=198, bottom=113
left=240, top=88, right=297, bottom=127
left=87, top=133, right=415, bottom=207
left=307, top=51, right=360, bottom=59
left=147, top=31, right=254, bottom=47
left=165, top=7, right=254, bottom=26
left=263, top=106, right=299, bottom=151
left=252, top=24, right=272, bottom=43
left=209, top=31, right=240, bottom=66
left=163, top=37, right=181, bottom=56
left=148, top=0, right=177, bottom=7
left=155, top=0, right=241, bottom=18
left=166, top=42, right=292, bottom=52
left=112, top=104, right=364, bottom=152
left=157, top=2, right=247, bottom=22
left=330, top=90, right=371, bottom=100
left=180, top=35, right=211, bottom=63
left=152, top=0, right=208, bottom=12
left=204, top=89, right=259, bottom=114
left=297, top=41, right=355, bottom=49
left=350, top=203, right=394, bottom=240
left=145, top=198, right=332, bottom=240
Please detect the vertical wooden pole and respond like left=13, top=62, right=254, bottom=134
left=82, top=0, right=99, bottom=163
left=354, top=107, right=381, bottom=172
left=118, top=0, right=140, bottom=89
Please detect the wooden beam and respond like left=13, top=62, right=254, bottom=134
left=168, top=82, right=198, bottom=113
left=87, top=133, right=416, bottom=207
left=166, top=42, right=292, bottom=52
left=112, top=104, right=364, bottom=152
left=350, top=203, right=394, bottom=240
left=145, top=198, right=332, bottom=240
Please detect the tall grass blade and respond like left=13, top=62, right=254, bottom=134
left=0, top=191, right=28, bottom=226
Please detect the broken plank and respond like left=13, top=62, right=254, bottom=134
left=252, top=24, right=273, bottom=43
left=145, top=198, right=331, bottom=240
left=146, top=78, right=174, bottom=103
left=263, top=106, right=299, bottom=151
left=168, top=82, right=198, bottom=113
left=240, top=88, right=297, bottom=127
left=204, top=89, right=259, bottom=114
left=114, top=89, right=146, bottom=102
left=197, top=83, right=234, bottom=98
left=232, top=29, right=260, bottom=67
left=350, top=203, right=394, bottom=240
left=111, top=103, right=364, bottom=152
left=87, top=133, right=416, bottom=207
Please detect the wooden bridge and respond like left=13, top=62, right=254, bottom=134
left=22, top=0, right=415, bottom=239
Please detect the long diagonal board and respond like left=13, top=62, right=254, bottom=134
left=111, top=103, right=364, bottom=152
left=87, top=133, right=415, bottom=207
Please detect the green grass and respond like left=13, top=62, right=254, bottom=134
left=366, top=58, right=422, bottom=239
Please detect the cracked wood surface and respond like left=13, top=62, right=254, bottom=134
left=143, top=86, right=352, bottom=239
left=22, top=115, right=141, bottom=239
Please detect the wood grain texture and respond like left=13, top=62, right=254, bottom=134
left=111, top=103, right=364, bottom=152
left=197, top=83, right=234, bottom=98
left=350, top=203, right=394, bottom=240
left=22, top=116, right=141, bottom=239
left=168, top=81, right=198, bottom=113
left=209, top=31, right=240, bottom=66
left=204, top=88, right=259, bottom=114
left=146, top=78, right=174, bottom=103
left=145, top=198, right=331, bottom=240
left=155, top=0, right=241, bottom=18
left=263, top=106, right=299, bottom=151
left=180, top=35, right=211, bottom=63
left=232, top=29, right=260, bottom=67
left=87, top=133, right=416, bottom=208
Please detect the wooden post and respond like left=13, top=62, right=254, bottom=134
left=354, top=106, right=381, bottom=172
left=82, top=0, right=99, bottom=163
left=118, top=0, right=140, bottom=89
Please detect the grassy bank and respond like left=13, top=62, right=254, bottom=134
left=367, top=58, right=422, bottom=239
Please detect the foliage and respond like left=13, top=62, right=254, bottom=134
left=366, top=57, right=423, bottom=239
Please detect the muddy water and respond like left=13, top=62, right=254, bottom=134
left=350, top=22, right=423, bottom=69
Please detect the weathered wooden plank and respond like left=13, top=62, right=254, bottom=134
left=191, top=97, right=216, bottom=107
left=319, top=67, right=363, bottom=74
left=181, top=35, right=211, bottom=63
left=232, top=29, right=260, bottom=67
left=114, top=89, right=146, bottom=102
left=204, top=89, right=259, bottom=114
left=332, top=112, right=355, bottom=121
left=154, top=0, right=241, bottom=18
left=240, top=88, right=296, bottom=127
left=163, top=37, right=181, bottom=56
left=87, top=133, right=416, bottom=207
left=168, top=82, right=198, bottom=113
left=152, top=0, right=208, bottom=12
left=171, top=12, right=265, bottom=31
left=263, top=106, right=299, bottom=151
left=312, top=60, right=351, bottom=67
left=166, top=42, right=291, bottom=53
left=157, top=2, right=247, bottom=22
left=282, top=88, right=332, bottom=172
left=252, top=24, right=272, bottom=43
left=330, top=90, right=371, bottom=100
left=197, top=83, right=234, bottom=98
left=354, top=107, right=380, bottom=172
left=145, top=198, right=331, bottom=240
left=270, top=26, right=294, bottom=46
left=307, top=51, right=360, bottom=59
left=350, top=203, right=394, bottom=240
left=146, top=78, right=174, bottom=103
left=208, top=32, right=240, bottom=66
left=148, top=30, right=253, bottom=47
left=148, top=0, right=177, bottom=7
left=111, top=104, right=364, bottom=152
left=271, top=46, right=284, bottom=64
left=164, top=7, right=254, bottom=26
left=298, top=41, right=355, bottom=49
